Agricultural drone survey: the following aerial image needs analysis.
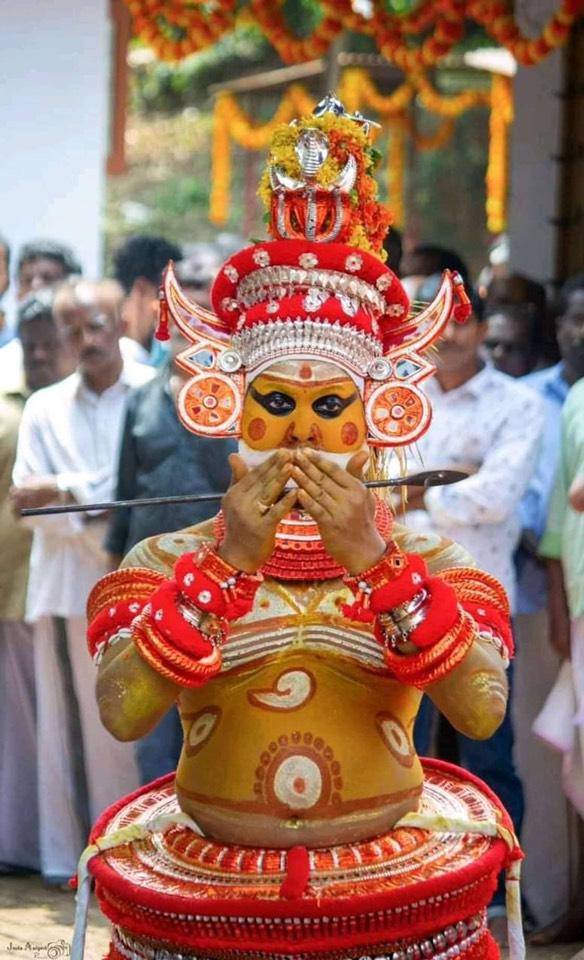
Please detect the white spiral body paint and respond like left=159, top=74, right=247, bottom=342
left=249, top=669, right=315, bottom=710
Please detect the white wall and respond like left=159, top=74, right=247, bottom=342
left=0, top=0, right=110, bottom=289
left=507, top=1, right=564, bottom=285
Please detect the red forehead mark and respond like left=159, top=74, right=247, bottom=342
left=247, top=417, right=267, bottom=441
left=299, top=363, right=313, bottom=381
left=341, top=422, right=359, bottom=447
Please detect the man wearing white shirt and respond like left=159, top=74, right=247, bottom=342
left=404, top=278, right=544, bottom=931
left=11, top=279, right=154, bottom=883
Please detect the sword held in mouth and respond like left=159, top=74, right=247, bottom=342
left=19, top=470, right=467, bottom=517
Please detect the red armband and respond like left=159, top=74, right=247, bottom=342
left=87, top=599, right=143, bottom=662
left=86, top=567, right=165, bottom=663
left=132, top=577, right=224, bottom=688
left=439, top=567, right=513, bottom=661
left=462, top=599, right=514, bottom=659
left=174, top=544, right=262, bottom=621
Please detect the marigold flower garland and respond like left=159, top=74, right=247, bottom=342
left=125, top=0, right=235, bottom=61
left=468, top=0, right=583, bottom=66
left=386, top=115, right=409, bottom=231
left=123, top=0, right=583, bottom=65
left=486, top=73, right=514, bottom=233
left=248, top=0, right=350, bottom=64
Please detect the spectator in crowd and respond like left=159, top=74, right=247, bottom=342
left=112, top=234, right=182, bottom=364
left=16, top=239, right=82, bottom=302
left=484, top=303, right=543, bottom=378
left=0, top=234, right=9, bottom=299
left=534, top=372, right=584, bottom=940
left=0, top=289, right=72, bottom=874
left=403, top=276, right=543, bottom=939
left=477, top=233, right=510, bottom=299
left=383, top=227, right=403, bottom=276
left=505, top=275, right=584, bottom=930
left=400, top=243, right=470, bottom=302
left=0, top=233, right=10, bottom=344
left=0, top=238, right=83, bottom=391
left=10, top=279, right=153, bottom=884
left=106, top=246, right=235, bottom=783
left=485, top=272, right=555, bottom=366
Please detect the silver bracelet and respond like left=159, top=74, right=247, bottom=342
left=378, top=589, right=429, bottom=650
left=478, top=628, right=509, bottom=666
left=93, top=627, right=132, bottom=666
left=178, top=601, right=204, bottom=630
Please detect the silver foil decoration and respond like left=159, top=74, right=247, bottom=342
left=295, top=128, right=329, bottom=179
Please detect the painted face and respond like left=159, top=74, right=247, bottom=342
left=241, top=360, right=366, bottom=453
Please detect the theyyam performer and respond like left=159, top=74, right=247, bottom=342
left=74, top=97, right=523, bottom=960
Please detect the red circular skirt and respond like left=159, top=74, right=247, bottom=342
left=90, top=760, right=512, bottom=960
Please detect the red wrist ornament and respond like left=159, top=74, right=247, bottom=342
left=383, top=608, right=476, bottom=688
left=133, top=577, right=224, bottom=688
left=174, top=544, right=262, bottom=621
left=131, top=609, right=222, bottom=689
left=342, top=542, right=411, bottom=621
left=145, top=579, right=221, bottom=659
left=374, top=576, right=460, bottom=651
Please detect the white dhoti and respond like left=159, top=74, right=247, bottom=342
left=513, top=610, right=571, bottom=928
left=0, top=620, right=40, bottom=870
left=33, top=615, right=139, bottom=880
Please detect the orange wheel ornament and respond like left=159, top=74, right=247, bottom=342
left=366, top=381, right=431, bottom=447
left=178, top=373, right=242, bottom=437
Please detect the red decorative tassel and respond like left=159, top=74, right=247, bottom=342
left=341, top=600, right=375, bottom=623
left=155, top=287, right=170, bottom=341
left=452, top=271, right=472, bottom=324
left=279, top=845, right=310, bottom=899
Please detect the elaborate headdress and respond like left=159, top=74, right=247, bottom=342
left=157, top=95, right=470, bottom=447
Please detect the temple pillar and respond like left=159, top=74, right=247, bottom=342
left=508, top=2, right=583, bottom=285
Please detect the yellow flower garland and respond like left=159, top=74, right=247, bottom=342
left=387, top=116, right=409, bottom=230
left=486, top=74, right=514, bottom=234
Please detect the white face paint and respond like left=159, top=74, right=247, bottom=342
left=237, top=440, right=369, bottom=478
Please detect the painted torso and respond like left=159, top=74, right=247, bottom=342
left=125, top=519, right=471, bottom=847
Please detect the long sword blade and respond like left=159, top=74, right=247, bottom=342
left=19, top=470, right=467, bottom=517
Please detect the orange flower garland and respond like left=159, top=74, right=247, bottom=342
left=125, top=0, right=235, bottom=61
left=371, top=0, right=466, bottom=72
left=413, top=70, right=491, bottom=117
left=338, top=68, right=414, bottom=118
left=468, top=0, right=584, bottom=66
left=486, top=73, right=513, bottom=233
left=386, top=116, right=409, bottom=230
left=248, top=0, right=349, bottom=64
left=123, top=0, right=582, bottom=66
left=411, top=116, right=456, bottom=151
